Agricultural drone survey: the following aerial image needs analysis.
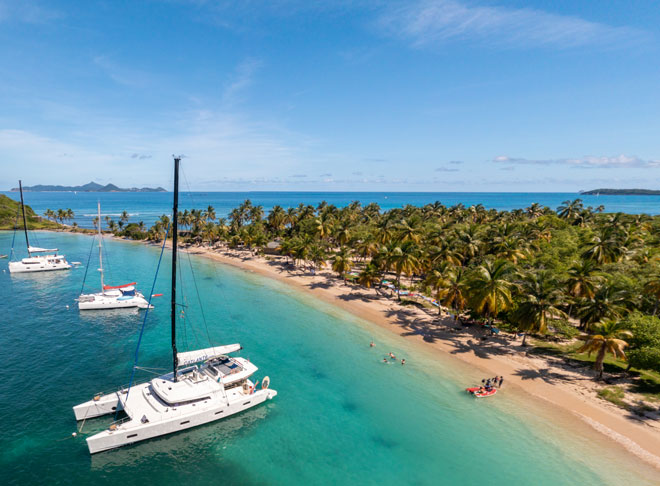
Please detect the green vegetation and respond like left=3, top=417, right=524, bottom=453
left=581, top=188, right=660, bottom=196
left=0, top=195, right=60, bottom=230
left=97, top=197, right=660, bottom=383
left=597, top=386, right=628, bottom=409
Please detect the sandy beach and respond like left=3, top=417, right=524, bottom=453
left=163, top=242, right=660, bottom=469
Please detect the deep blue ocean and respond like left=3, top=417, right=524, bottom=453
left=2, top=191, right=660, bottom=229
left=1, top=231, right=658, bottom=485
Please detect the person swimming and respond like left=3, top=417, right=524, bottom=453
left=401, top=358, right=406, bottom=365
left=370, top=341, right=375, bottom=347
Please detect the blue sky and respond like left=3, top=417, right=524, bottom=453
left=0, top=0, right=659, bottom=191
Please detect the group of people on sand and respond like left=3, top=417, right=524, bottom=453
left=370, top=341, right=406, bottom=365
left=478, top=376, right=504, bottom=392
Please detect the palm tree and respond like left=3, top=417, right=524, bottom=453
left=66, top=208, right=75, bottom=224
left=120, top=210, right=129, bottom=226
left=396, top=219, right=421, bottom=243
left=434, top=266, right=468, bottom=316
left=557, top=199, right=584, bottom=222
left=44, top=209, right=55, bottom=222
left=581, top=229, right=626, bottom=264
left=308, top=244, right=327, bottom=273
left=334, top=224, right=351, bottom=247
left=577, top=284, right=629, bottom=331
left=267, top=205, right=286, bottom=233
left=201, top=222, right=217, bottom=247
left=468, top=259, right=514, bottom=323
left=249, top=205, right=264, bottom=224
left=206, top=205, right=216, bottom=222
left=577, top=320, right=632, bottom=380
left=513, top=272, right=566, bottom=346
left=386, top=241, right=420, bottom=300
left=643, top=274, right=660, bottom=316
left=358, top=263, right=381, bottom=290
left=332, top=247, right=353, bottom=283
left=314, top=213, right=334, bottom=241
left=526, top=203, right=544, bottom=218
left=355, top=236, right=379, bottom=262
left=566, top=259, right=600, bottom=300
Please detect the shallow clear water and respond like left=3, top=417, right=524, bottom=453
left=3, top=191, right=660, bottom=229
left=1, top=232, right=658, bottom=485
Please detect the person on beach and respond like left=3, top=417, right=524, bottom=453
left=485, top=378, right=491, bottom=387
left=499, top=376, right=504, bottom=387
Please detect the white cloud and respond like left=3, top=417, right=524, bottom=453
left=377, top=0, right=647, bottom=49
left=222, top=58, right=263, bottom=106
left=494, top=154, right=660, bottom=168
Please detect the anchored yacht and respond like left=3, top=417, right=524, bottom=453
left=8, top=180, right=71, bottom=274
left=78, top=202, right=151, bottom=310
left=73, top=157, right=276, bottom=453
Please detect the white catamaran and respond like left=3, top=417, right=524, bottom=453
left=73, top=157, right=276, bottom=454
left=78, top=202, right=151, bottom=310
left=8, top=180, right=71, bottom=274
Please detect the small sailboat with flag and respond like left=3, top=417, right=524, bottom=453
left=78, top=202, right=151, bottom=310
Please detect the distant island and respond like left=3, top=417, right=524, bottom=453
left=581, top=188, right=660, bottom=196
left=10, top=181, right=167, bottom=192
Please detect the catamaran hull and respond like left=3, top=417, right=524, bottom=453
left=74, top=394, right=122, bottom=421
left=83, top=388, right=277, bottom=454
left=78, top=296, right=151, bottom=310
left=9, top=261, right=72, bottom=273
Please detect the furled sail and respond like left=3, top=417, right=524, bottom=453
left=28, top=246, right=58, bottom=253
left=177, top=344, right=241, bottom=366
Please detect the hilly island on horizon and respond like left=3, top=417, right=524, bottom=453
left=10, top=181, right=167, bottom=192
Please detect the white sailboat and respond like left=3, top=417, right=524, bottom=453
left=73, top=157, right=277, bottom=454
left=8, top=180, right=71, bottom=274
left=78, top=202, right=151, bottom=310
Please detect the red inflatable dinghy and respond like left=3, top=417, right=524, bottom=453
left=466, top=387, right=498, bottom=398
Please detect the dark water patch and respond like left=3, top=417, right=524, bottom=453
left=371, top=433, right=399, bottom=450
left=342, top=400, right=360, bottom=413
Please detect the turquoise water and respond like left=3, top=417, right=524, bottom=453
left=3, top=191, right=660, bottom=229
left=1, top=232, right=658, bottom=485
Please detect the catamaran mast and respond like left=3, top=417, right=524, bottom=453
left=171, top=157, right=180, bottom=382
left=97, top=201, right=104, bottom=293
left=18, top=180, right=31, bottom=256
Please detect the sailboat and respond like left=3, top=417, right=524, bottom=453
left=8, top=180, right=71, bottom=274
left=73, top=157, right=277, bottom=454
left=78, top=202, right=151, bottom=310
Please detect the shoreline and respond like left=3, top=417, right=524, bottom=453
left=176, top=243, right=660, bottom=470
left=15, top=230, right=660, bottom=469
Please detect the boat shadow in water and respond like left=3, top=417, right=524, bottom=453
left=8, top=268, right=72, bottom=289
left=89, top=405, right=273, bottom=470
left=78, top=307, right=141, bottom=327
